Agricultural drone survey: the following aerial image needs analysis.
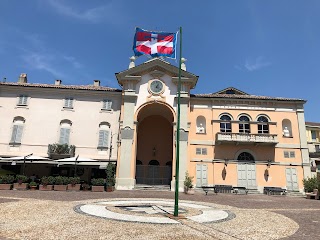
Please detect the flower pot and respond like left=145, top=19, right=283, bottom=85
left=67, top=184, right=81, bottom=191
left=30, top=186, right=37, bottom=191
left=39, top=185, right=53, bottom=191
left=91, top=186, right=104, bottom=192
left=184, top=186, right=195, bottom=195
left=106, top=186, right=115, bottom=192
left=54, top=185, right=68, bottom=191
left=13, top=183, right=28, bottom=190
left=0, top=184, right=12, bottom=190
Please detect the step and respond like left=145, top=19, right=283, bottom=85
left=134, top=184, right=171, bottom=191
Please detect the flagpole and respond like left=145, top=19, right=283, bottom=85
left=174, top=26, right=182, bottom=217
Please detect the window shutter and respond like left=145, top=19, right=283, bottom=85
left=98, top=130, right=109, bottom=147
left=64, top=98, right=73, bottom=108
left=202, top=148, right=207, bottom=155
left=103, top=100, right=112, bottom=110
left=196, top=148, right=201, bottom=155
left=59, top=128, right=70, bottom=144
left=10, top=125, right=18, bottom=142
left=289, top=151, right=295, bottom=158
left=18, top=95, right=28, bottom=105
left=284, top=151, right=289, bottom=158
left=16, top=125, right=23, bottom=143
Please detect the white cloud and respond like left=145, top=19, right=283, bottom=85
left=244, top=56, right=271, bottom=71
left=63, top=56, right=82, bottom=69
left=46, top=0, right=112, bottom=23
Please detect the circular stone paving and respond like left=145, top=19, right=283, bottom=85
left=75, top=199, right=235, bottom=224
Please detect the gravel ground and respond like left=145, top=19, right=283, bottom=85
left=0, top=190, right=319, bottom=240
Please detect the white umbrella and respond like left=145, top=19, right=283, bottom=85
left=55, top=156, right=105, bottom=166
left=0, top=155, right=55, bottom=164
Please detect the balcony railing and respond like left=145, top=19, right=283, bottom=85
left=48, top=144, right=76, bottom=158
left=216, top=132, right=278, bottom=145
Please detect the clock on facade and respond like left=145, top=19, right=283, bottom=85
left=149, top=80, right=164, bottom=94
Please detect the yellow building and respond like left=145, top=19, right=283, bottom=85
left=306, top=122, right=320, bottom=173
left=0, top=58, right=312, bottom=193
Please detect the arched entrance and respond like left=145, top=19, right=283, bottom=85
left=135, top=103, right=174, bottom=185
left=237, top=151, right=257, bottom=189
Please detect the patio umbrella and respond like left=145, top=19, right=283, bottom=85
left=54, top=156, right=103, bottom=166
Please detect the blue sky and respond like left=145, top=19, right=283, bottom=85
left=0, top=0, right=319, bottom=122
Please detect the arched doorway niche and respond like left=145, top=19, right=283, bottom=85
left=135, top=102, right=174, bottom=185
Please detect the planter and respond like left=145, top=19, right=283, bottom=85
left=67, top=184, right=81, bottom=191
left=13, top=183, right=28, bottom=190
left=39, top=185, right=53, bottom=191
left=91, top=186, right=104, bottom=192
left=30, top=186, right=37, bottom=191
left=54, top=185, right=68, bottom=191
left=0, top=184, right=12, bottom=190
left=106, top=186, right=115, bottom=192
left=184, top=186, right=195, bottom=195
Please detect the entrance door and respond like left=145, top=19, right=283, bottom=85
left=196, top=164, right=208, bottom=187
left=286, top=168, right=298, bottom=191
left=237, top=164, right=256, bottom=189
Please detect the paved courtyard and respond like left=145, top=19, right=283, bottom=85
left=0, top=190, right=319, bottom=240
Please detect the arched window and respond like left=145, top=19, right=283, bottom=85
left=136, top=160, right=143, bottom=165
left=10, top=116, right=25, bottom=144
left=196, top=116, right=206, bottom=134
left=149, top=160, right=159, bottom=165
left=220, top=114, right=232, bottom=132
left=282, top=119, right=292, bottom=137
left=59, top=119, right=72, bottom=145
left=237, top=152, right=255, bottom=161
left=98, top=122, right=110, bottom=149
left=257, top=116, right=269, bottom=134
left=239, top=115, right=250, bottom=133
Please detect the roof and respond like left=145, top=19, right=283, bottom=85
left=0, top=82, right=122, bottom=92
left=191, top=87, right=305, bottom=102
left=306, top=122, right=320, bottom=127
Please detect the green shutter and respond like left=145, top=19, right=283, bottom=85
left=10, top=125, right=18, bottom=143
left=98, top=130, right=109, bottom=148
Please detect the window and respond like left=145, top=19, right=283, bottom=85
left=102, top=99, right=112, bottom=110
left=220, top=115, right=232, bottom=133
left=196, top=148, right=207, bottom=155
left=257, top=116, right=269, bottom=134
left=311, top=130, right=317, bottom=141
left=64, top=98, right=74, bottom=109
left=196, top=116, right=206, bottom=133
left=59, top=120, right=72, bottom=144
left=10, top=117, right=25, bottom=144
left=315, top=145, right=320, bottom=152
left=17, top=95, right=28, bottom=106
left=284, top=151, right=295, bottom=158
left=239, top=116, right=250, bottom=133
left=237, top=152, right=255, bottom=161
left=98, top=122, right=110, bottom=149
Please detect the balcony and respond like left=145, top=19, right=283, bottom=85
left=48, top=144, right=76, bottom=159
left=216, top=132, right=278, bottom=145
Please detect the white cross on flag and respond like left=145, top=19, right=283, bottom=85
left=133, top=27, right=177, bottom=58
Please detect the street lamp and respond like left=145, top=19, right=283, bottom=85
left=23, top=153, right=33, bottom=175
left=108, top=132, right=117, bottom=163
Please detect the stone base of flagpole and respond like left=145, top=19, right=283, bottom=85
left=170, top=180, right=184, bottom=192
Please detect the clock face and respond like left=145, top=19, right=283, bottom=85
left=150, top=80, right=164, bottom=94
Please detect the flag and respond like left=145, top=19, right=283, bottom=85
left=133, top=27, right=177, bottom=58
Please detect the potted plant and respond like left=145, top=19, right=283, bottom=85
left=106, top=163, right=116, bottom=192
left=29, top=181, right=37, bottom=190
left=0, top=175, right=15, bottom=190
left=91, top=178, right=105, bottom=192
left=184, top=171, right=195, bottom=194
left=67, top=177, right=81, bottom=191
left=54, top=176, right=68, bottom=191
left=39, top=176, right=55, bottom=191
left=14, top=175, right=29, bottom=190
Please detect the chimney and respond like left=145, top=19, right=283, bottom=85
left=93, top=80, right=100, bottom=86
left=18, top=73, right=27, bottom=83
left=55, top=79, right=62, bottom=85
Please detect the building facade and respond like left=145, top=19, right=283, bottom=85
left=306, top=122, right=320, bottom=174
left=0, top=58, right=312, bottom=192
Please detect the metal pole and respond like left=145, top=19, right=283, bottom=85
left=174, top=27, right=182, bottom=217
left=74, top=155, right=79, bottom=177
left=23, top=153, right=33, bottom=175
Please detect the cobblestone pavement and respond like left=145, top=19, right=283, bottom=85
left=0, top=190, right=319, bottom=240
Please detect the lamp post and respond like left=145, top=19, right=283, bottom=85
left=108, top=133, right=117, bottom=163
left=23, top=153, right=33, bottom=175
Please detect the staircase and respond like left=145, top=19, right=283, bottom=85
left=246, top=189, right=261, bottom=195
left=134, top=184, right=171, bottom=191
left=286, top=191, right=305, bottom=198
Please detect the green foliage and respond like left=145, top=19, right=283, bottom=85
left=184, top=171, right=194, bottom=190
left=29, top=181, right=37, bottom=186
left=54, top=176, right=68, bottom=185
left=41, top=176, right=55, bottom=185
left=303, top=176, right=319, bottom=192
left=91, top=178, right=105, bottom=186
left=15, top=175, right=28, bottom=183
left=68, top=177, right=80, bottom=185
left=106, top=163, right=116, bottom=187
left=0, top=175, right=15, bottom=184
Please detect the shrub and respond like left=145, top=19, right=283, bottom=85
left=69, top=177, right=80, bottom=185
left=184, top=171, right=194, bottom=190
left=42, top=176, right=55, bottom=185
left=29, top=181, right=37, bottom=186
left=91, top=178, right=105, bottom=186
left=0, top=175, right=15, bottom=184
left=303, top=176, right=319, bottom=192
left=106, top=163, right=116, bottom=187
left=15, top=175, right=28, bottom=183
left=54, top=176, right=68, bottom=185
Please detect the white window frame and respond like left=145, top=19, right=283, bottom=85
left=17, top=95, right=28, bottom=106
left=102, top=99, right=112, bottom=111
